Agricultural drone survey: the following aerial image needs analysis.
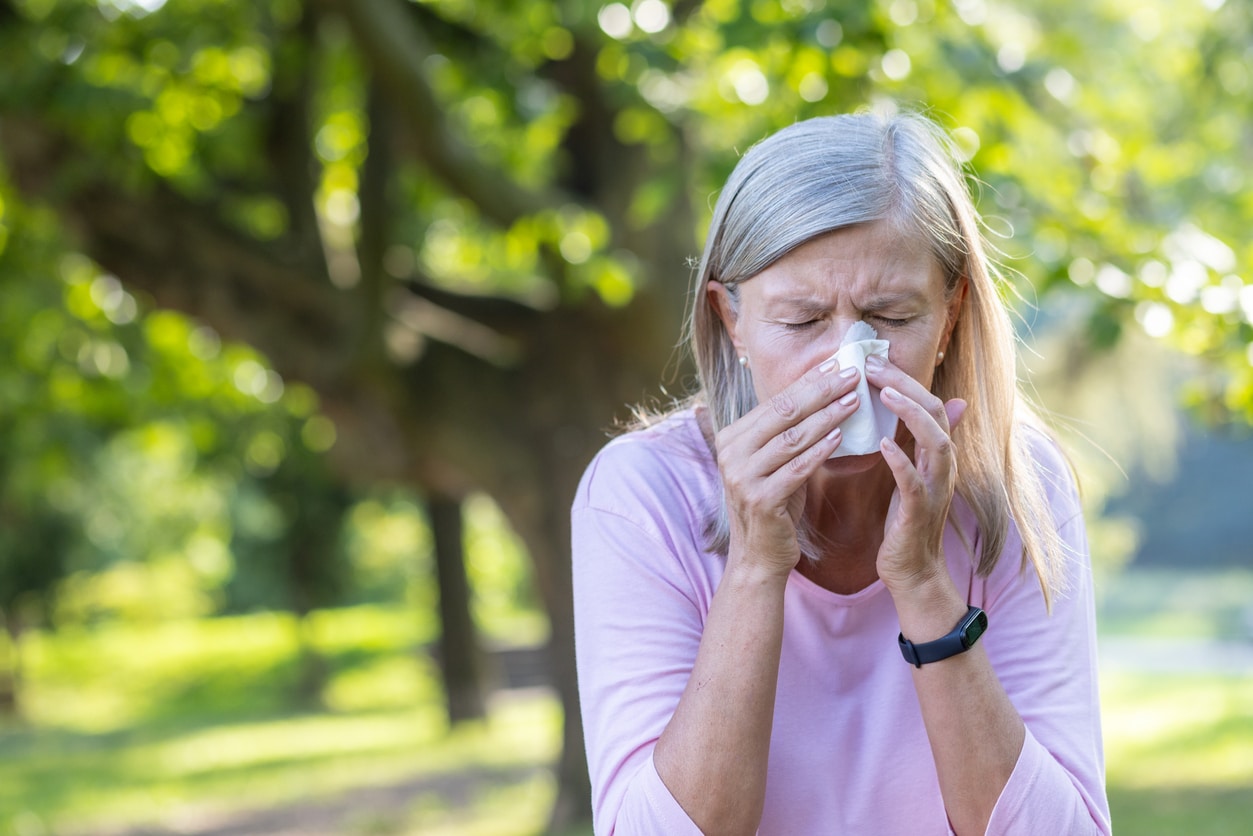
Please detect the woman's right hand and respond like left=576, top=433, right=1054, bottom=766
left=713, top=359, right=863, bottom=576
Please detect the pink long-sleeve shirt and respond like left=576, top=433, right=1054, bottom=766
left=572, top=409, right=1110, bottom=835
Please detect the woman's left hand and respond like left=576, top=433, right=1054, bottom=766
left=864, top=354, right=967, bottom=599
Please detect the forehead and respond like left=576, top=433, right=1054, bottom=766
left=747, top=222, right=945, bottom=306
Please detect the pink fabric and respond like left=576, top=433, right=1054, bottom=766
left=572, top=410, right=1110, bottom=835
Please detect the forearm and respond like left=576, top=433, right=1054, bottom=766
left=894, top=579, right=1025, bottom=836
left=653, top=558, right=788, bottom=836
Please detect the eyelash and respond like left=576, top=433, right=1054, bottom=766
left=780, top=315, right=912, bottom=332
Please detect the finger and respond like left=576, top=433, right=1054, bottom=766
left=880, top=386, right=956, bottom=482
left=727, top=362, right=861, bottom=451
left=945, top=398, right=968, bottom=432
left=879, top=434, right=926, bottom=503
left=864, top=355, right=949, bottom=432
left=751, top=387, right=862, bottom=476
left=721, top=425, right=844, bottom=526
left=759, top=423, right=844, bottom=496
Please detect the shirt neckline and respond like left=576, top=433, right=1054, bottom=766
left=787, top=564, right=890, bottom=606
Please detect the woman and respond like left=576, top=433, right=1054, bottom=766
left=572, top=111, right=1110, bottom=835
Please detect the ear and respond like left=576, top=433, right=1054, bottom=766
left=938, top=276, right=968, bottom=359
left=707, top=280, right=745, bottom=355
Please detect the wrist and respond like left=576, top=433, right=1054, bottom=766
left=887, top=570, right=967, bottom=644
left=899, top=605, right=988, bottom=668
left=723, top=553, right=794, bottom=591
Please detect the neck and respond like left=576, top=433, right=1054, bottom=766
left=795, top=457, right=897, bottom=594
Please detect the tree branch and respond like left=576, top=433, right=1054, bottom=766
left=265, top=3, right=325, bottom=270
left=0, top=117, right=351, bottom=386
left=319, top=0, right=566, bottom=228
left=402, top=278, right=541, bottom=333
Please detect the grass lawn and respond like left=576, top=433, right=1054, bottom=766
left=1, top=569, right=1250, bottom=834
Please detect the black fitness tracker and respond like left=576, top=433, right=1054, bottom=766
left=898, top=606, right=988, bottom=668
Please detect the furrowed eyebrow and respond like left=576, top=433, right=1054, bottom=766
left=859, top=290, right=929, bottom=310
left=761, top=295, right=829, bottom=315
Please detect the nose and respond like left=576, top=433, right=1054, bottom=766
left=805, top=320, right=855, bottom=370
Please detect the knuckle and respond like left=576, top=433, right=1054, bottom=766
left=769, top=392, right=798, bottom=420
left=922, top=394, right=946, bottom=421
left=786, top=444, right=821, bottom=475
left=724, top=471, right=750, bottom=497
left=778, top=425, right=804, bottom=450
left=813, top=372, right=840, bottom=398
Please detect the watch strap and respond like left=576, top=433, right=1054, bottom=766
left=898, top=605, right=988, bottom=668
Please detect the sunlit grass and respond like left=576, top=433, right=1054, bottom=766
left=1, top=693, right=561, bottom=835
left=1098, top=569, right=1253, bottom=836
left=1, top=605, right=561, bottom=835
left=1103, top=671, right=1253, bottom=790
left=2, top=574, right=1251, bottom=835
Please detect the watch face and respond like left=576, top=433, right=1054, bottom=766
left=963, top=609, right=988, bottom=647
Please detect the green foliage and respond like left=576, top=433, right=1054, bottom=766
left=0, top=175, right=361, bottom=628
left=7, top=0, right=1250, bottom=376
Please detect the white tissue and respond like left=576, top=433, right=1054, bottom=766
left=825, top=322, right=898, bottom=458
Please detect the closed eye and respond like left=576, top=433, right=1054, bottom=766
left=867, top=315, right=911, bottom=328
left=782, top=319, right=821, bottom=331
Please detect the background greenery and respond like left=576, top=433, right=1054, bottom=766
left=0, top=0, right=1250, bottom=833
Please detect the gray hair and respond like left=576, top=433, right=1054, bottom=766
left=686, top=110, right=1068, bottom=601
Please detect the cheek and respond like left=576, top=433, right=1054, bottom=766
left=744, top=332, right=832, bottom=396
left=750, top=360, right=809, bottom=403
left=887, top=338, right=941, bottom=386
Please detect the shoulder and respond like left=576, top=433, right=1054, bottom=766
left=972, top=420, right=1088, bottom=606
left=1015, top=420, right=1082, bottom=527
left=571, top=409, right=724, bottom=599
left=574, top=408, right=718, bottom=522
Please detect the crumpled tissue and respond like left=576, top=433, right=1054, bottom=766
left=825, top=321, right=898, bottom=458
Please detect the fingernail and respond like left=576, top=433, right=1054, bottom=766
left=882, top=386, right=901, bottom=401
left=826, top=427, right=841, bottom=442
left=839, top=366, right=859, bottom=380
left=866, top=354, right=885, bottom=369
left=839, top=391, right=858, bottom=406
left=819, top=357, right=838, bottom=373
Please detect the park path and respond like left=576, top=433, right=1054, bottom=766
left=1099, top=635, right=1253, bottom=675
left=77, top=762, right=549, bottom=836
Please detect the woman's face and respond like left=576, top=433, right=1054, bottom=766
left=710, top=220, right=963, bottom=423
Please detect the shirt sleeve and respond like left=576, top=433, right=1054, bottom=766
left=572, top=451, right=708, bottom=835
left=978, top=441, right=1112, bottom=835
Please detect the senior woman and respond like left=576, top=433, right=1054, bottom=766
left=571, top=111, right=1110, bottom=835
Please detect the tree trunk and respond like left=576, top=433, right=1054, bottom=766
left=0, top=611, right=22, bottom=719
left=284, top=480, right=354, bottom=707
left=428, top=494, right=486, bottom=724
left=293, top=616, right=330, bottom=709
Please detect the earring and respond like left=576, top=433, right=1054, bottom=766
left=738, top=355, right=749, bottom=368
left=936, top=350, right=945, bottom=364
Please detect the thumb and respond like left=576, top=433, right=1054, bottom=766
left=944, top=398, right=968, bottom=432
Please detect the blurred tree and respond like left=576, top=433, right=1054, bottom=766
left=1, top=0, right=1249, bottom=827
left=429, top=493, right=487, bottom=723
left=0, top=174, right=360, bottom=715
left=229, top=434, right=356, bottom=705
